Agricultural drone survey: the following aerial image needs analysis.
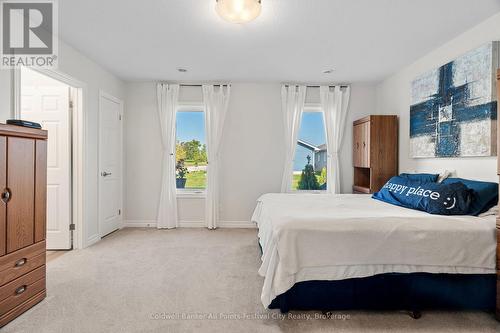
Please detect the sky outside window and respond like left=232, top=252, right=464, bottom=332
left=176, top=111, right=205, bottom=144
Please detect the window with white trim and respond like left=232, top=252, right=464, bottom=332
left=175, top=107, right=207, bottom=191
left=293, top=108, right=327, bottom=191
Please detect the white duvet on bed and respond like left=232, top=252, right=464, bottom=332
left=251, top=193, right=497, bottom=308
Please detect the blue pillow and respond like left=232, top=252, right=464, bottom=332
left=442, top=178, right=498, bottom=216
left=399, top=173, right=439, bottom=183
left=372, top=176, right=473, bottom=215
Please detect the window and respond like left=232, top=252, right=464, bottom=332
left=293, top=110, right=327, bottom=191
left=176, top=109, right=207, bottom=190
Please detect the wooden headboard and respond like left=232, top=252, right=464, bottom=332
left=496, top=68, right=500, bottom=320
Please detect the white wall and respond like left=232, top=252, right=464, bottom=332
left=376, top=12, right=500, bottom=182
left=0, top=39, right=125, bottom=246
left=124, top=82, right=376, bottom=226
left=122, top=82, right=161, bottom=225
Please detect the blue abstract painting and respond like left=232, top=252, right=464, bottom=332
left=410, top=42, right=499, bottom=158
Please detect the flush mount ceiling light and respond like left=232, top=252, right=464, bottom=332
left=216, top=0, right=262, bottom=24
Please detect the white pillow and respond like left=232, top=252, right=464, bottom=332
left=437, top=169, right=456, bottom=183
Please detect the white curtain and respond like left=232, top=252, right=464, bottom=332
left=320, top=85, right=351, bottom=194
left=156, top=83, right=180, bottom=229
left=280, top=85, right=307, bottom=192
left=203, top=85, right=231, bottom=229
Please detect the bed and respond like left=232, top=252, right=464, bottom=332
left=252, top=193, right=497, bottom=314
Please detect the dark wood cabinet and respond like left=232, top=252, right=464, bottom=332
left=353, top=115, right=398, bottom=194
left=353, top=120, right=370, bottom=168
left=0, top=124, right=47, bottom=327
left=6, top=137, right=35, bottom=253
left=0, top=136, right=5, bottom=258
left=34, top=140, right=47, bottom=244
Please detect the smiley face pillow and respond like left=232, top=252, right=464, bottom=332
left=372, top=176, right=474, bottom=215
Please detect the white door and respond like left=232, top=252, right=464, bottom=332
left=99, top=92, right=123, bottom=237
left=21, top=83, right=72, bottom=249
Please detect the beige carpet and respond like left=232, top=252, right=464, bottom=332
left=3, top=228, right=500, bottom=333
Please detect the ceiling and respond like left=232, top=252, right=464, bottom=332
left=59, top=0, right=500, bottom=83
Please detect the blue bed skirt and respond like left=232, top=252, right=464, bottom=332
left=269, top=272, right=496, bottom=313
left=258, top=241, right=496, bottom=313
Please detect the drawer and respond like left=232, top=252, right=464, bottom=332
left=0, top=241, right=45, bottom=286
left=0, top=290, right=46, bottom=328
left=0, top=265, right=45, bottom=316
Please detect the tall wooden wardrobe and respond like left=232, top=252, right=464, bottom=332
left=0, top=124, right=47, bottom=327
left=353, top=115, right=398, bottom=194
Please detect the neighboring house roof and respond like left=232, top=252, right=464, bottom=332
left=297, top=139, right=320, bottom=152
left=317, top=144, right=327, bottom=151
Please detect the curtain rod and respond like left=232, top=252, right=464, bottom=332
left=284, top=84, right=349, bottom=88
left=158, top=82, right=230, bottom=87
left=179, top=84, right=230, bottom=87
left=169, top=83, right=347, bottom=88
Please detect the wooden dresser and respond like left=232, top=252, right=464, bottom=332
left=496, top=68, right=500, bottom=321
left=353, top=115, right=398, bottom=194
left=0, top=124, right=47, bottom=327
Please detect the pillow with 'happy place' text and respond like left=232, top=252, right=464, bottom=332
left=372, top=176, right=474, bottom=215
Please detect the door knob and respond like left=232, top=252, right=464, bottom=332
left=1, top=188, right=11, bottom=203
left=101, top=171, right=112, bottom=177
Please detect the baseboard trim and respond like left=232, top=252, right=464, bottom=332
left=85, top=234, right=101, bottom=248
left=178, top=220, right=205, bottom=228
left=218, top=221, right=256, bottom=228
left=123, top=220, right=156, bottom=228
left=123, top=220, right=256, bottom=229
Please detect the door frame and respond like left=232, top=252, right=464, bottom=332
left=98, top=90, right=124, bottom=236
left=13, top=67, right=87, bottom=249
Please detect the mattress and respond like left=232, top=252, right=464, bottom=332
left=251, top=193, right=497, bottom=308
